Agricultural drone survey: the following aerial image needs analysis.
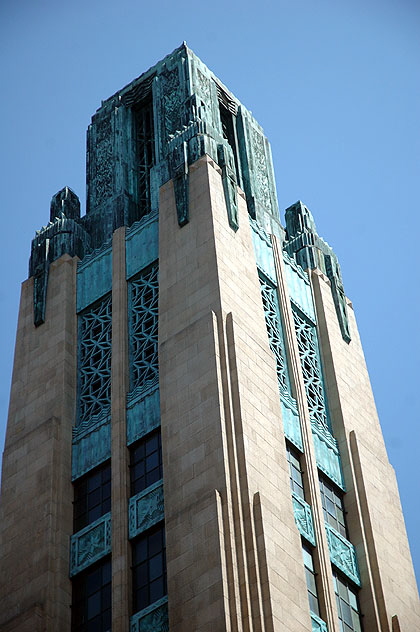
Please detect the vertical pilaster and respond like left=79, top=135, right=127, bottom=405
left=0, top=255, right=77, bottom=632
left=111, top=226, right=131, bottom=629
left=271, top=238, right=340, bottom=632
left=311, top=268, right=420, bottom=632
left=159, top=155, right=310, bottom=632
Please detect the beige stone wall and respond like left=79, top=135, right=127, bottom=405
left=0, top=254, right=77, bottom=632
left=311, top=268, right=420, bottom=632
left=159, top=156, right=311, bottom=631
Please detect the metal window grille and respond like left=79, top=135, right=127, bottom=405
left=129, top=264, right=159, bottom=390
left=78, top=294, right=112, bottom=423
left=292, top=307, right=329, bottom=431
left=259, top=273, right=290, bottom=393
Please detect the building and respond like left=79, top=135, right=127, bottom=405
left=0, top=43, right=418, bottom=632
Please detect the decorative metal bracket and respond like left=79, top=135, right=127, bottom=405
left=284, top=201, right=351, bottom=343
left=169, top=140, right=189, bottom=226
left=217, top=143, right=238, bottom=230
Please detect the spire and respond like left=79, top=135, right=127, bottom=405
left=284, top=201, right=351, bottom=343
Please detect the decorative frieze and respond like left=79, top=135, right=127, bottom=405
left=128, top=480, right=164, bottom=539
left=71, top=411, right=111, bottom=480
left=310, top=612, right=328, bottom=632
left=130, top=596, right=169, bottom=632
left=325, top=523, right=361, bottom=586
left=76, top=240, right=112, bottom=312
left=281, top=395, right=303, bottom=451
left=70, top=512, right=111, bottom=576
left=126, top=380, right=160, bottom=446
left=311, top=422, right=345, bottom=490
left=291, top=492, right=316, bottom=546
left=283, top=252, right=316, bottom=324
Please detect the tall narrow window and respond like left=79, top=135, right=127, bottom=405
left=129, top=263, right=159, bottom=391
left=302, top=544, right=321, bottom=617
left=132, top=523, right=167, bottom=614
left=259, top=273, right=291, bottom=394
left=133, top=98, right=154, bottom=218
left=130, top=429, right=163, bottom=496
left=73, top=462, right=111, bottom=532
left=319, top=475, right=347, bottom=538
left=286, top=443, right=305, bottom=500
left=218, top=101, right=240, bottom=182
left=72, top=558, right=111, bottom=632
left=78, top=294, right=112, bottom=424
left=333, top=570, right=363, bottom=632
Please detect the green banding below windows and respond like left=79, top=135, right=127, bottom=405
left=292, top=493, right=316, bottom=546
left=312, top=423, right=345, bottom=491
left=128, top=479, right=165, bottom=540
left=281, top=395, right=303, bottom=451
left=310, top=613, right=328, bottom=632
left=77, top=294, right=112, bottom=425
left=283, top=251, right=316, bottom=324
left=250, top=218, right=276, bottom=283
left=125, top=212, right=158, bottom=280
left=128, top=263, right=159, bottom=392
left=72, top=412, right=111, bottom=481
left=76, top=240, right=112, bottom=313
left=326, top=523, right=361, bottom=586
left=126, top=382, right=160, bottom=446
left=130, top=595, right=169, bottom=632
left=70, top=512, right=111, bottom=577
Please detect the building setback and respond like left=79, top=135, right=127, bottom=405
left=0, top=43, right=418, bottom=632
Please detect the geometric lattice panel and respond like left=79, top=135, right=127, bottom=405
left=129, top=263, right=159, bottom=390
left=259, top=273, right=290, bottom=394
left=292, top=306, right=329, bottom=431
left=78, top=294, right=112, bottom=424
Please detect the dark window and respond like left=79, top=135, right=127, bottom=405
left=302, top=544, right=320, bottom=617
left=132, top=523, right=167, bottom=614
left=130, top=429, right=163, bottom=497
left=218, top=102, right=240, bottom=182
left=74, top=463, right=111, bottom=532
left=72, top=558, right=111, bottom=632
left=133, top=98, right=154, bottom=218
left=286, top=443, right=305, bottom=500
left=319, top=475, right=347, bottom=537
left=333, top=570, right=363, bottom=632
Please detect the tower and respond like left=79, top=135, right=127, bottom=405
left=0, top=43, right=418, bottom=631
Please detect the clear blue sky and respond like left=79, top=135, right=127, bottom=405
left=1, top=0, right=419, bottom=585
